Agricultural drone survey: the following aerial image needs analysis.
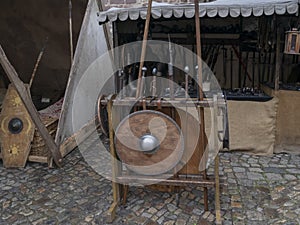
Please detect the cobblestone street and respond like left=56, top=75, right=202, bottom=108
left=0, top=135, right=300, bottom=225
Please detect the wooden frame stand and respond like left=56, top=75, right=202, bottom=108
left=105, top=95, right=224, bottom=224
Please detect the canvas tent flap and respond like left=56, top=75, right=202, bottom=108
left=56, top=0, right=113, bottom=148
left=98, top=0, right=299, bottom=23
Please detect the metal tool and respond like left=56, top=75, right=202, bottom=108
left=222, top=46, right=227, bottom=86
left=168, top=34, right=174, bottom=100
left=140, top=66, right=147, bottom=97
left=151, top=67, right=157, bottom=97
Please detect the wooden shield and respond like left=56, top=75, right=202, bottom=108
left=114, top=110, right=184, bottom=175
left=0, top=84, right=35, bottom=168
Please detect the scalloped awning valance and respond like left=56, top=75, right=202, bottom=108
left=98, top=0, right=299, bottom=24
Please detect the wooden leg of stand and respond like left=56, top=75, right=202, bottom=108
left=215, top=154, right=222, bottom=225
left=106, top=94, right=120, bottom=223
left=122, top=184, right=129, bottom=205
left=203, top=170, right=209, bottom=211
left=107, top=201, right=118, bottom=223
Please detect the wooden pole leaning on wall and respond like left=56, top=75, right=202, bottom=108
left=0, top=44, right=63, bottom=167
left=69, top=0, right=74, bottom=65
left=29, top=37, right=48, bottom=89
left=135, top=0, right=153, bottom=98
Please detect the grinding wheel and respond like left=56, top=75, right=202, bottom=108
left=114, top=110, right=184, bottom=175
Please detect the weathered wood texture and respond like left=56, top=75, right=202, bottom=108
left=115, top=110, right=184, bottom=175
left=0, top=84, right=35, bottom=167
left=59, top=117, right=99, bottom=157
left=0, top=44, right=62, bottom=167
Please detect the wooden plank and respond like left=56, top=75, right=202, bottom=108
left=102, top=98, right=227, bottom=108
left=0, top=44, right=63, bottom=167
left=28, top=155, right=49, bottom=164
left=116, top=176, right=215, bottom=187
left=194, top=0, right=209, bottom=211
left=0, top=85, right=35, bottom=167
left=60, top=117, right=99, bottom=157
left=107, top=94, right=120, bottom=223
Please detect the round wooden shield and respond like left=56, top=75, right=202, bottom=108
left=96, top=94, right=109, bottom=137
left=114, top=110, right=184, bottom=175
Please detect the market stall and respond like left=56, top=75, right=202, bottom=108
left=92, top=0, right=300, bottom=155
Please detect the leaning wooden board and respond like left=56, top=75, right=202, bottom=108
left=0, top=84, right=35, bottom=167
left=0, top=44, right=62, bottom=166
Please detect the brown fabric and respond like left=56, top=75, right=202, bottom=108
left=274, top=90, right=300, bottom=154
left=227, top=98, right=278, bottom=155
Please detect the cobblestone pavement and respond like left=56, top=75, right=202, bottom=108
left=0, top=135, right=300, bottom=225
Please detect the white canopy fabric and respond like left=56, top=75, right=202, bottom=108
left=98, top=0, right=299, bottom=23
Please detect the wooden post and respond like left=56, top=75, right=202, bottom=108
left=0, top=44, right=63, bottom=167
left=106, top=94, right=120, bottom=222
left=274, top=24, right=282, bottom=92
left=194, top=0, right=208, bottom=211
left=135, top=0, right=153, bottom=98
left=213, top=95, right=222, bottom=225
left=69, top=0, right=74, bottom=64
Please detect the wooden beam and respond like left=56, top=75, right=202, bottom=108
left=59, top=117, right=99, bottom=157
left=135, top=0, right=153, bottom=98
left=194, top=0, right=209, bottom=212
left=0, top=44, right=63, bottom=167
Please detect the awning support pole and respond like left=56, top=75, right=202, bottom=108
left=136, top=0, right=153, bottom=98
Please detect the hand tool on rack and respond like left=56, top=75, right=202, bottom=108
left=232, top=45, right=252, bottom=85
left=242, top=51, right=249, bottom=87
left=252, top=51, right=255, bottom=88
left=230, top=49, right=233, bottom=90
left=151, top=67, right=157, bottom=97
left=140, top=66, right=147, bottom=97
left=168, top=34, right=174, bottom=100
left=222, top=45, right=227, bottom=87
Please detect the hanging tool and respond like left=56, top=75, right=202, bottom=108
left=222, top=45, right=227, bottom=87
left=168, top=34, right=174, bottom=100
left=140, top=67, right=147, bottom=97
left=211, top=45, right=221, bottom=72
left=184, top=66, right=189, bottom=99
left=258, top=51, right=261, bottom=88
left=266, top=50, right=272, bottom=83
left=230, top=49, right=233, bottom=90
left=252, top=51, right=255, bottom=88
left=207, top=45, right=216, bottom=69
left=151, top=67, right=157, bottom=97
left=232, top=45, right=252, bottom=84
left=261, top=51, right=267, bottom=83
left=242, top=51, right=249, bottom=88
